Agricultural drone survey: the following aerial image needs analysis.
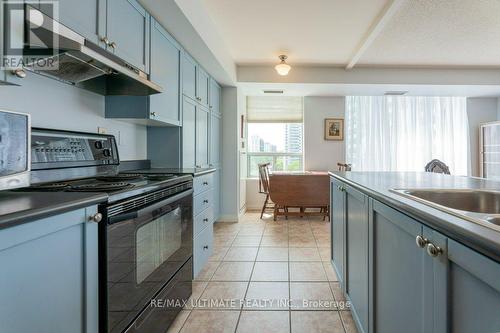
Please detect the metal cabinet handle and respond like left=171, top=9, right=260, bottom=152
left=415, top=235, right=428, bottom=248
left=12, top=68, right=26, bottom=78
left=89, top=213, right=103, bottom=223
left=203, top=181, right=209, bottom=186
left=100, top=36, right=110, bottom=45
left=196, top=165, right=202, bottom=168
left=203, top=218, right=209, bottom=223
left=203, top=245, right=209, bottom=250
left=426, top=243, right=443, bottom=257
left=203, top=199, right=209, bottom=204
left=109, top=41, right=117, bottom=49
left=150, top=111, right=157, bottom=117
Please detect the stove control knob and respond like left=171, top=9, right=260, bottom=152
left=95, top=141, right=103, bottom=149
left=90, top=213, right=103, bottom=223
left=103, top=149, right=111, bottom=157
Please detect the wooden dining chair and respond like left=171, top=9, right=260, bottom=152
left=258, top=163, right=274, bottom=219
left=337, top=163, right=352, bottom=171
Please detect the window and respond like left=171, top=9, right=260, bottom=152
left=345, top=96, right=470, bottom=175
left=246, top=96, right=304, bottom=178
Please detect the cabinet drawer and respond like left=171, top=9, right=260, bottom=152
left=194, top=189, right=213, bottom=216
left=194, top=205, right=213, bottom=237
left=193, top=222, right=213, bottom=278
left=194, top=173, right=214, bottom=195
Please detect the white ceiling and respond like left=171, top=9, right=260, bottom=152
left=201, top=0, right=500, bottom=68
left=359, top=0, right=500, bottom=67
left=201, top=0, right=388, bottom=65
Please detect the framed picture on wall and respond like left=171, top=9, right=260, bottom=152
left=325, top=118, right=344, bottom=141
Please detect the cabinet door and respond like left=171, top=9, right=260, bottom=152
left=212, top=169, right=220, bottom=221
left=345, top=185, right=369, bottom=333
left=427, top=230, right=500, bottom=333
left=150, top=19, right=181, bottom=126
left=106, top=0, right=149, bottom=72
left=209, top=78, right=221, bottom=115
left=182, top=98, right=196, bottom=168
left=182, top=53, right=197, bottom=101
left=0, top=207, right=99, bottom=333
left=209, top=113, right=221, bottom=167
left=196, top=67, right=209, bottom=107
left=196, top=107, right=209, bottom=168
left=369, top=200, right=432, bottom=333
left=54, top=0, right=105, bottom=45
left=330, top=179, right=345, bottom=283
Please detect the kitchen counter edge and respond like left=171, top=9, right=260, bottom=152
left=329, top=171, right=500, bottom=262
left=0, top=192, right=109, bottom=230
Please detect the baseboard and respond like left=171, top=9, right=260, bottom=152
left=245, top=205, right=262, bottom=211
left=216, top=215, right=239, bottom=222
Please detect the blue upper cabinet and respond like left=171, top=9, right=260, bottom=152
left=196, top=107, right=210, bottom=168
left=209, top=112, right=221, bottom=167
left=182, top=97, right=197, bottom=168
left=196, top=67, right=210, bottom=108
left=149, top=18, right=181, bottom=125
left=51, top=0, right=106, bottom=46
left=182, top=52, right=210, bottom=108
left=106, top=0, right=150, bottom=73
left=182, top=52, right=197, bottom=101
left=209, top=78, right=221, bottom=115
left=105, top=17, right=182, bottom=126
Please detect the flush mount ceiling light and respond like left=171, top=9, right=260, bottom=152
left=275, top=55, right=291, bottom=76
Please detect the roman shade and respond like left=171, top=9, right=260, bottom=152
left=247, top=96, right=303, bottom=123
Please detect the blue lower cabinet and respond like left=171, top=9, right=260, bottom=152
left=330, top=177, right=500, bottom=333
left=344, top=185, right=369, bottom=333
left=330, top=179, right=345, bottom=283
left=193, top=221, right=213, bottom=277
left=0, top=206, right=99, bottom=333
left=212, top=169, right=221, bottom=222
left=192, top=172, right=216, bottom=278
left=369, top=200, right=431, bottom=333
left=425, top=229, right=500, bottom=333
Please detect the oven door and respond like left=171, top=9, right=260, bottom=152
left=104, top=189, right=193, bottom=333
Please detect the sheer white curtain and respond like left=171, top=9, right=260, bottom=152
left=345, top=96, right=470, bottom=175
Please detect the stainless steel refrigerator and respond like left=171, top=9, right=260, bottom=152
left=480, top=121, right=500, bottom=180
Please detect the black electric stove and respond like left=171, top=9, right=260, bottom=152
left=25, top=128, right=193, bottom=333
left=26, top=171, right=188, bottom=203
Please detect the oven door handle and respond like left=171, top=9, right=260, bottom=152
left=108, top=188, right=193, bottom=224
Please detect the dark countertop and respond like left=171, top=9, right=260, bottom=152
left=0, top=191, right=108, bottom=230
left=132, top=168, right=217, bottom=177
left=329, top=171, right=500, bottom=261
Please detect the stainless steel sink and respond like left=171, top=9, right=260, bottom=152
left=391, top=189, right=500, bottom=231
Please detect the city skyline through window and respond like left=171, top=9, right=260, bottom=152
left=247, top=123, right=303, bottom=177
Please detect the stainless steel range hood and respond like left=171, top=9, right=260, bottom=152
left=21, top=5, right=162, bottom=96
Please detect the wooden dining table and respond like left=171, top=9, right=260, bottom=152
left=268, top=171, right=330, bottom=220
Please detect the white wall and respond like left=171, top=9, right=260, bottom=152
left=467, top=97, right=498, bottom=177
left=220, top=87, right=240, bottom=221
left=304, top=96, right=346, bottom=171
left=0, top=73, right=147, bottom=160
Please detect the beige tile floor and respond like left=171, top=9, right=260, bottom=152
left=168, top=211, right=358, bottom=333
